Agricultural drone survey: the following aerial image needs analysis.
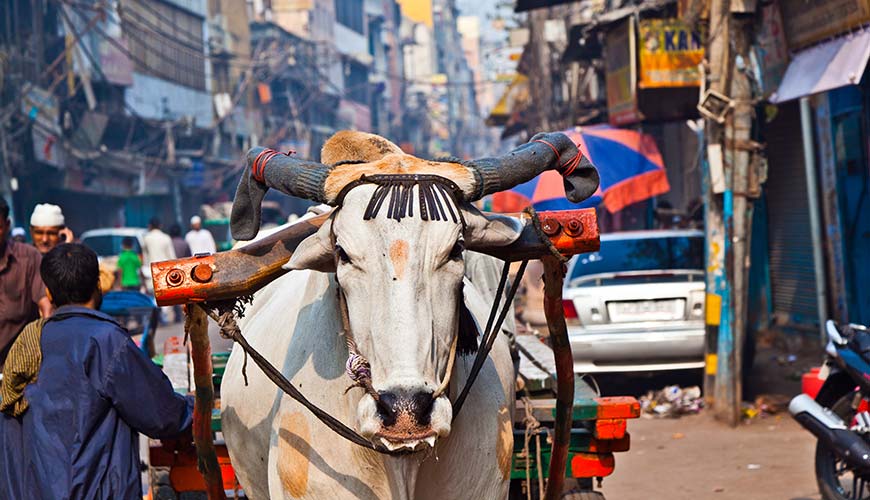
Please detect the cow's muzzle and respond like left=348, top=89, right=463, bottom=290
left=357, top=388, right=452, bottom=451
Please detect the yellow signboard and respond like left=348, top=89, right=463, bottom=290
left=638, top=19, right=705, bottom=89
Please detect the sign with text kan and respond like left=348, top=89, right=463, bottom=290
left=605, top=19, right=641, bottom=125
left=638, top=19, right=705, bottom=88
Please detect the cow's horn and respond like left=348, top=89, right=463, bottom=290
left=231, top=147, right=332, bottom=241
left=463, top=132, right=600, bottom=203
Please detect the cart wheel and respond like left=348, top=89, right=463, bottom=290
left=150, top=467, right=177, bottom=500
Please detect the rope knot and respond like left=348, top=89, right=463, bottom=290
left=345, top=350, right=372, bottom=384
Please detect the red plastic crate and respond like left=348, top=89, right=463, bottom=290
left=802, top=367, right=824, bottom=399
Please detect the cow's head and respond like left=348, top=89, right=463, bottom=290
left=230, top=131, right=598, bottom=452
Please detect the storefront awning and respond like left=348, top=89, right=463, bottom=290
left=770, top=30, right=870, bottom=103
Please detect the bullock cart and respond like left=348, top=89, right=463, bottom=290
left=147, top=207, right=638, bottom=499
left=148, top=131, right=641, bottom=499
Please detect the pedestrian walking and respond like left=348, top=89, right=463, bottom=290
left=185, top=215, right=216, bottom=255
left=170, top=223, right=192, bottom=258
left=0, top=243, right=194, bottom=499
left=29, top=203, right=74, bottom=254
left=142, top=217, right=177, bottom=267
left=142, top=217, right=177, bottom=323
left=0, top=198, right=51, bottom=371
left=116, top=237, right=143, bottom=292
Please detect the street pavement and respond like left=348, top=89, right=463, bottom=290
left=600, top=413, right=820, bottom=500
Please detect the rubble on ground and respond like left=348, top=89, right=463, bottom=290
left=639, top=385, right=703, bottom=418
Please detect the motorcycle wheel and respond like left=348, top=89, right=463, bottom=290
left=815, top=390, right=870, bottom=500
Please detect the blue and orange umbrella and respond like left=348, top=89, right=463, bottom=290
left=491, top=125, right=670, bottom=212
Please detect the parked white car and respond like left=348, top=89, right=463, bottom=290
left=79, top=228, right=151, bottom=291
left=563, top=230, right=706, bottom=373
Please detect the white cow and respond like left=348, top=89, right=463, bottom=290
left=220, top=131, right=596, bottom=499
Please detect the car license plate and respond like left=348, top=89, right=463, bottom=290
left=607, top=299, right=685, bottom=322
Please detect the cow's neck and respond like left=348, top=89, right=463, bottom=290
left=383, top=455, right=420, bottom=500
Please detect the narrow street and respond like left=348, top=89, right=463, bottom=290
left=2, top=0, right=868, bottom=497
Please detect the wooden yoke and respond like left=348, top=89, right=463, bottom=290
left=151, top=208, right=599, bottom=306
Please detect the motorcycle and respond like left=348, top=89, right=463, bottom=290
left=791, top=320, right=870, bottom=500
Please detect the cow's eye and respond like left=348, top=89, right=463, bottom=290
left=449, top=241, right=465, bottom=260
left=336, top=245, right=351, bottom=264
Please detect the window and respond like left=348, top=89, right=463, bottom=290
left=570, top=234, right=704, bottom=284
left=122, top=0, right=207, bottom=91
left=335, top=0, right=364, bottom=33
left=81, top=235, right=142, bottom=257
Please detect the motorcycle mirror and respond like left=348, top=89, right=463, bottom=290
left=826, top=320, right=846, bottom=345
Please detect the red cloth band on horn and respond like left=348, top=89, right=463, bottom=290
left=531, top=139, right=582, bottom=177
left=252, top=148, right=279, bottom=183
left=560, top=153, right=582, bottom=176
left=532, top=139, right=561, bottom=165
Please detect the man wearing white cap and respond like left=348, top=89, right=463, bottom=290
left=30, top=204, right=74, bottom=255
left=184, top=215, right=216, bottom=255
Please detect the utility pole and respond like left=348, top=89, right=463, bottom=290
left=697, top=0, right=755, bottom=426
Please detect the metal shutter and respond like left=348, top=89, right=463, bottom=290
left=763, top=101, right=819, bottom=324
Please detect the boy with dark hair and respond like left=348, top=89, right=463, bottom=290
left=0, top=243, right=193, bottom=499
left=117, top=236, right=143, bottom=291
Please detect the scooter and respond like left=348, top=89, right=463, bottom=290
left=791, top=320, right=870, bottom=500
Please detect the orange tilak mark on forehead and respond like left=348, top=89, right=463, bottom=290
left=389, top=240, right=409, bottom=280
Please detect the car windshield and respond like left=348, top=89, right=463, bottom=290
left=82, top=235, right=141, bottom=256
left=570, top=234, right=704, bottom=282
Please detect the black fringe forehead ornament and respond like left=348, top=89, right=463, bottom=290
left=334, top=174, right=467, bottom=228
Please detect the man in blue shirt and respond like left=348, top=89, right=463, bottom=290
left=0, top=243, right=194, bottom=499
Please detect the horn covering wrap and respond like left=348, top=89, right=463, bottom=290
left=464, top=132, right=600, bottom=203
left=231, top=147, right=332, bottom=240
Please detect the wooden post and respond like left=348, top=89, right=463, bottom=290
left=699, top=0, right=731, bottom=421
left=697, top=0, right=755, bottom=426
left=541, top=255, right=573, bottom=500
left=185, top=304, right=226, bottom=500
left=725, top=16, right=755, bottom=426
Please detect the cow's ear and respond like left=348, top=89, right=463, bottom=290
left=463, top=204, right=524, bottom=249
left=284, top=218, right=337, bottom=273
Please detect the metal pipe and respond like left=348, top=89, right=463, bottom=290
left=799, top=97, right=829, bottom=345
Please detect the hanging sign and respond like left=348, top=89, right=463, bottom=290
left=779, top=0, right=870, bottom=50
left=638, top=18, right=705, bottom=88
left=753, top=2, right=789, bottom=97
left=605, top=18, right=641, bottom=125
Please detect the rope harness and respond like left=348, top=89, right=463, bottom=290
left=201, top=175, right=529, bottom=456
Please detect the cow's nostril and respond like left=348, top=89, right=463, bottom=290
left=376, top=391, right=398, bottom=427
left=376, top=390, right=436, bottom=428
left=410, top=391, right=435, bottom=426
